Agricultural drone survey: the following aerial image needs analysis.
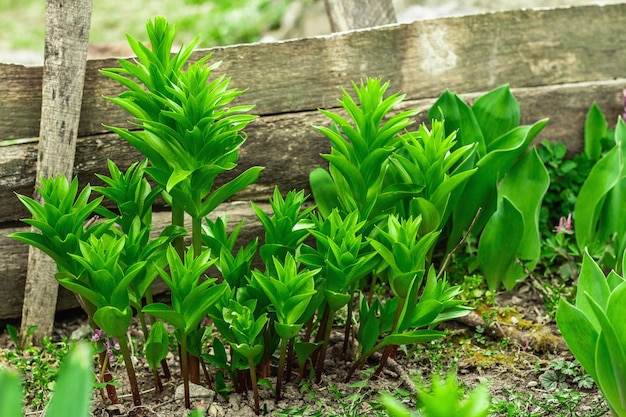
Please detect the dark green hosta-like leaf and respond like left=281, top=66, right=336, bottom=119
left=472, top=84, right=520, bottom=148
left=477, top=196, right=524, bottom=290
left=448, top=119, right=547, bottom=251
left=556, top=299, right=599, bottom=383
left=575, top=143, right=622, bottom=251
left=499, top=148, right=550, bottom=265
left=584, top=102, right=607, bottom=161
left=428, top=89, right=485, bottom=155
left=556, top=251, right=626, bottom=415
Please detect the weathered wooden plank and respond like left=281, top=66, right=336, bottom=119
left=2, top=79, right=624, bottom=223
left=1, top=4, right=626, bottom=141
left=0, top=202, right=270, bottom=319
left=22, top=0, right=93, bottom=343
left=324, top=0, right=396, bottom=32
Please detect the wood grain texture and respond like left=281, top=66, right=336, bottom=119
left=0, top=202, right=269, bottom=319
left=324, top=0, right=396, bottom=32
left=21, top=0, right=93, bottom=342
left=1, top=79, right=624, bottom=223
left=2, top=4, right=626, bottom=318
left=1, top=4, right=626, bottom=142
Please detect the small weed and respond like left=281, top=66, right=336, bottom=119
left=1, top=336, right=72, bottom=409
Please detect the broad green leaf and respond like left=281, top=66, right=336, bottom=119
left=477, top=196, right=524, bottom=290
left=200, top=166, right=264, bottom=218
left=448, top=120, right=548, bottom=249
left=309, top=168, right=340, bottom=218
left=295, top=341, right=324, bottom=367
left=45, top=342, right=93, bottom=417
left=0, top=368, right=22, bottom=417
left=499, top=148, right=550, bottom=263
left=428, top=89, right=486, bottom=155
left=575, top=145, right=621, bottom=249
left=93, top=306, right=133, bottom=339
left=143, top=303, right=186, bottom=330
left=231, top=343, right=264, bottom=361
left=587, top=296, right=626, bottom=412
left=166, top=169, right=192, bottom=192
left=405, top=299, right=443, bottom=331
left=576, top=250, right=610, bottom=327
left=324, top=289, right=351, bottom=312
left=472, top=84, right=520, bottom=147
left=411, top=197, right=441, bottom=234
left=584, top=102, right=607, bottom=161
left=274, top=322, right=302, bottom=340
left=358, top=298, right=380, bottom=355
left=555, top=299, right=599, bottom=383
left=145, top=321, right=170, bottom=371
left=382, top=329, right=445, bottom=346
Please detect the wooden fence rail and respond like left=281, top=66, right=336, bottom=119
left=1, top=3, right=625, bottom=319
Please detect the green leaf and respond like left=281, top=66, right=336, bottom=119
left=145, top=321, right=170, bottom=371
left=309, top=167, right=340, bottom=218
left=555, top=298, right=599, bottom=383
left=295, top=341, right=324, bottom=367
left=358, top=300, right=381, bottom=355
left=231, top=343, right=264, bottom=361
left=575, top=145, right=621, bottom=249
left=45, top=342, right=93, bottom=417
left=499, top=148, right=550, bottom=263
left=93, top=306, right=133, bottom=339
left=584, top=102, right=607, bottom=161
left=472, top=84, right=520, bottom=147
left=586, top=296, right=626, bottom=412
left=0, top=368, right=22, bottom=417
left=448, top=119, right=548, bottom=249
left=477, top=196, right=524, bottom=290
left=428, top=89, right=486, bottom=155
left=382, top=329, right=445, bottom=346
left=200, top=167, right=264, bottom=218
left=576, top=250, right=610, bottom=327
left=166, top=169, right=192, bottom=192
left=274, top=322, right=302, bottom=340
left=143, top=303, right=186, bottom=330
left=380, top=392, right=411, bottom=417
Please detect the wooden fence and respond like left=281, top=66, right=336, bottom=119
left=1, top=3, right=625, bottom=319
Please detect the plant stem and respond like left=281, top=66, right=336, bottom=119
left=286, top=338, right=294, bottom=383
left=192, top=215, right=203, bottom=258
left=371, top=297, right=405, bottom=379
left=276, top=337, right=289, bottom=402
left=342, top=290, right=355, bottom=359
left=172, top=203, right=185, bottom=259
left=247, top=356, right=260, bottom=415
left=98, top=351, right=118, bottom=404
left=180, top=338, right=191, bottom=409
left=314, top=308, right=336, bottom=383
left=118, top=334, right=141, bottom=406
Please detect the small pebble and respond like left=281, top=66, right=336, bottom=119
left=105, top=404, right=126, bottom=416
left=527, top=381, right=538, bottom=388
left=207, top=402, right=225, bottom=417
left=175, top=383, right=215, bottom=402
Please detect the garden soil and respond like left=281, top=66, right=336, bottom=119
left=0, top=1, right=621, bottom=416
left=0, top=283, right=612, bottom=416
